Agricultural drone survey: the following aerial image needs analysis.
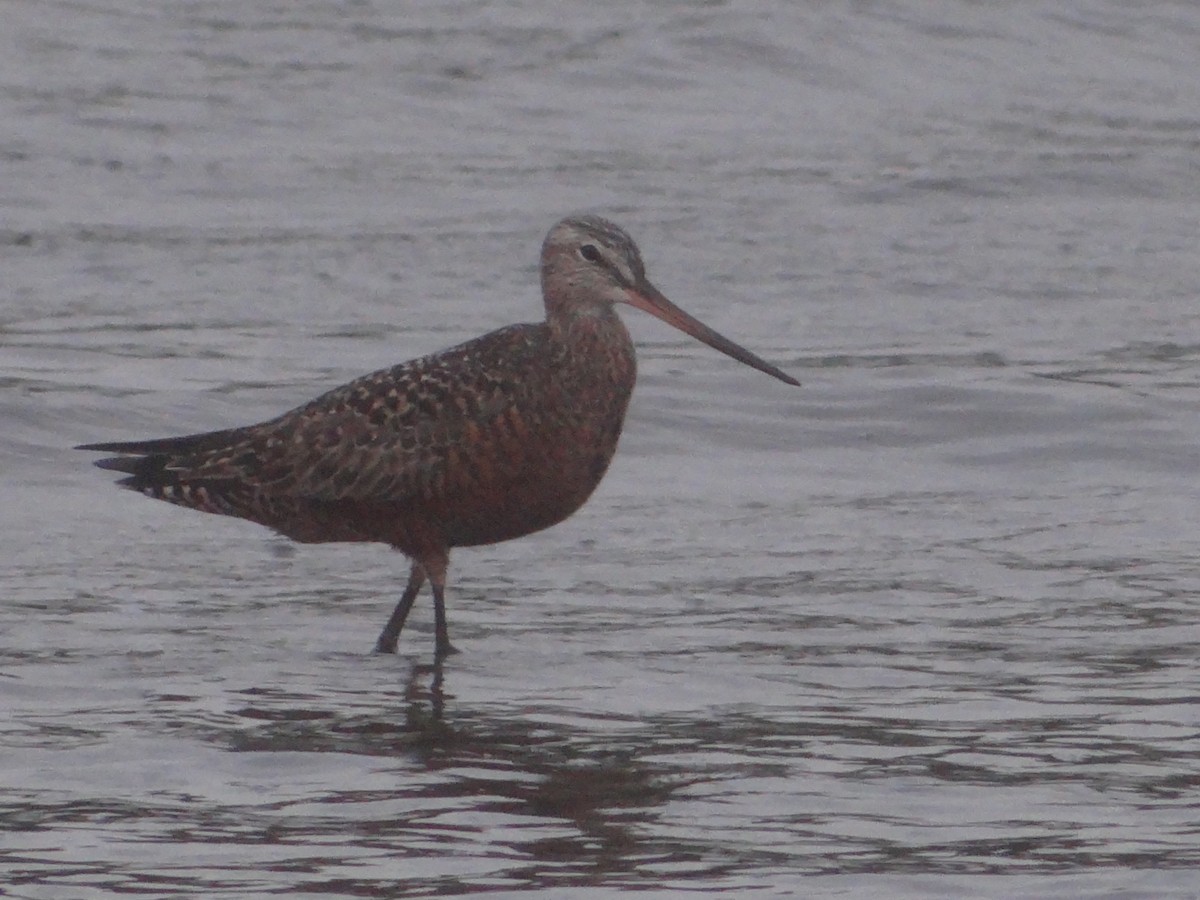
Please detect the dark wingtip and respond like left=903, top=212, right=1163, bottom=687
left=80, top=447, right=170, bottom=490
left=91, top=455, right=144, bottom=474
left=77, top=433, right=227, bottom=492
left=75, top=427, right=243, bottom=458
left=77, top=443, right=151, bottom=483
left=76, top=440, right=151, bottom=454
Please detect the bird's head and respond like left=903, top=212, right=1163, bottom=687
left=539, top=214, right=800, bottom=386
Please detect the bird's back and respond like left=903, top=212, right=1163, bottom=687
left=83, top=316, right=638, bottom=555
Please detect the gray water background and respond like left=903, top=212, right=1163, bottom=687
left=4, top=1, right=1200, bottom=897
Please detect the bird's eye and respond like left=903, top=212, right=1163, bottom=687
left=579, top=244, right=602, bottom=263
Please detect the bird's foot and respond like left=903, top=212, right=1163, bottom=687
left=373, top=636, right=399, bottom=654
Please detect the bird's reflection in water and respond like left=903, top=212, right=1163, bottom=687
left=116, top=664, right=710, bottom=886
left=385, top=666, right=687, bottom=881
left=403, top=659, right=446, bottom=727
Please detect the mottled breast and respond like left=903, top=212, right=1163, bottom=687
left=432, top=312, right=638, bottom=547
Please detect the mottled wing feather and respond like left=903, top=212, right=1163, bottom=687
left=240, top=324, right=545, bottom=502
left=83, top=323, right=547, bottom=511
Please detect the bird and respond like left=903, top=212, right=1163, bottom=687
left=78, top=215, right=800, bottom=659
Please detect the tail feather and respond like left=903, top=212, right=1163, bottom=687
left=82, top=445, right=248, bottom=519
left=78, top=427, right=245, bottom=499
left=77, top=426, right=253, bottom=492
left=78, top=426, right=395, bottom=545
left=92, top=455, right=143, bottom=474
left=88, top=453, right=172, bottom=491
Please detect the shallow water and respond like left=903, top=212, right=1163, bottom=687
left=4, top=1, right=1200, bottom=897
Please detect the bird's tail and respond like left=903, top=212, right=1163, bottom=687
left=77, top=426, right=375, bottom=544
left=76, top=427, right=245, bottom=502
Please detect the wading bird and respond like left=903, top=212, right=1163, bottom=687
left=79, top=215, right=799, bottom=658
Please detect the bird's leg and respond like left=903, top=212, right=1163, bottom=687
left=374, top=562, right=426, bottom=654
left=425, top=552, right=458, bottom=660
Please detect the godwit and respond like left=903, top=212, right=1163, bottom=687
left=78, top=215, right=799, bottom=659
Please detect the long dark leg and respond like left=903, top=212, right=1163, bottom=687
left=425, top=553, right=457, bottom=660
left=374, top=563, right=426, bottom=654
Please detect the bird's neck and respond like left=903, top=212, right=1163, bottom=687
left=548, top=302, right=622, bottom=342
left=547, top=306, right=637, bottom=385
